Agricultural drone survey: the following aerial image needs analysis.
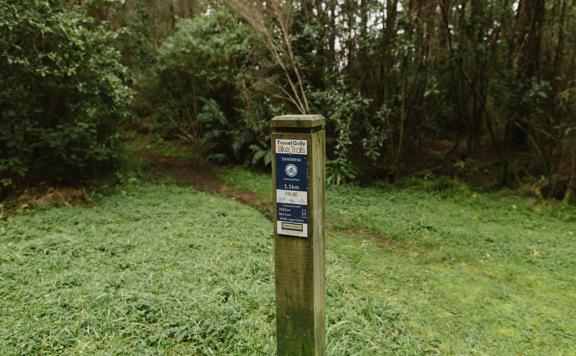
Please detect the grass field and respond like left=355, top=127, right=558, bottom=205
left=1, top=166, right=575, bottom=354
left=219, top=169, right=576, bottom=354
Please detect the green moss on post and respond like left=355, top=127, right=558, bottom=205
left=271, top=115, right=326, bottom=355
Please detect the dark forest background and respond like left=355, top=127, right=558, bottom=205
left=1, top=0, right=575, bottom=201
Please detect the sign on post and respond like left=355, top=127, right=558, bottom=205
left=275, top=139, right=308, bottom=237
left=271, top=115, right=326, bottom=355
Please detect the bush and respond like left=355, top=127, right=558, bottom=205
left=0, top=0, right=132, bottom=192
left=146, top=10, right=279, bottom=166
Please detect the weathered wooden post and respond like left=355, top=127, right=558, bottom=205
left=271, top=115, right=326, bottom=355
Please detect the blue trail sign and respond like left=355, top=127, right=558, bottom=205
left=275, top=139, right=308, bottom=237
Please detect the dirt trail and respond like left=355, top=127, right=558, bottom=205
left=134, top=148, right=397, bottom=247
left=134, top=149, right=273, bottom=220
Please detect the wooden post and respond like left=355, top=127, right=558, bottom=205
left=271, top=115, right=326, bottom=355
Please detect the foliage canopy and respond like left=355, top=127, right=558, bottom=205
left=1, top=0, right=575, bottom=199
left=125, top=0, right=575, bottom=197
left=0, top=0, right=132, bottom=192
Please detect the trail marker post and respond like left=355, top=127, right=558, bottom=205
left=271, top=115, right=326, bottom=355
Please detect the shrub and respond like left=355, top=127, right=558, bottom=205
left=0, top=0, right=132, bottom=192
left=309, top=88, right=369, bottom=184
left=146, top=10, right=257, bottom=162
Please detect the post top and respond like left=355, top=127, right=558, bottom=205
left=270, top=115, right=325, bottom=130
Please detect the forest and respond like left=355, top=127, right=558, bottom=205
left=2, top=1, right=576, bottom=354
left=1, top=0, right=575, bottom=199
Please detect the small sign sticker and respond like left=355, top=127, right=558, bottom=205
left=275, top=139, right=308, bottom=237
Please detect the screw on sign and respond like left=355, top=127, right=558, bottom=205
left=271, top=115, right=326, bottom=356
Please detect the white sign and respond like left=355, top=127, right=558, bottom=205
left=276, top=139, right=308, bottom=155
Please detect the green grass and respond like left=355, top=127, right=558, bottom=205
left=0, top=182, right=426, bottom=354
left=0, top=184, right=273, bottom=354
left=218, top=168, right=576, bottom=355
left=1, top=168, right=575, bottom=354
